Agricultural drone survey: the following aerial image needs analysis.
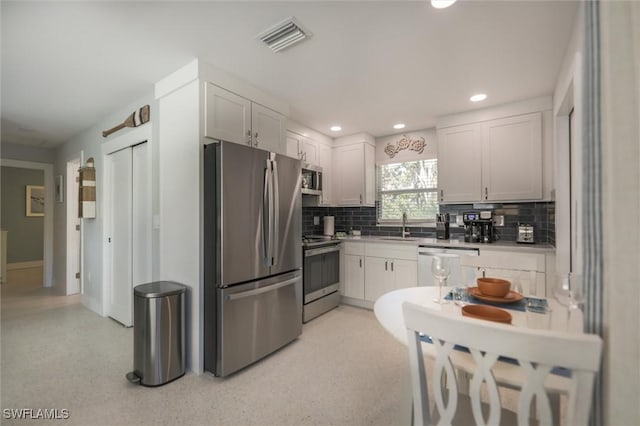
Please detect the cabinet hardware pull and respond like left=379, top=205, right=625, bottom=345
left=359, top=258, right=362, bottom=268
left=385, top=261, right=388, bottom=271
left=359, top=194, right=362, bottom=203
left=485, top=187, right=488, bottom=200
left=254, top=132, right=259, bottom=146
left=440, top=189, right=443, bottom=202
left=391, top=261, right=394, bottom=272
left=246, top=130, right=252, bottom=145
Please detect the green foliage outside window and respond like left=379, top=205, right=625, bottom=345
left=377, top=159, right=439, bottom=222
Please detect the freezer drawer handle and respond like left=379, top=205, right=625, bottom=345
left=225, top=276, right=300, bottom=301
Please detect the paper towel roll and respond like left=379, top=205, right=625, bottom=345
left=323, top=216, right=335, bottom=236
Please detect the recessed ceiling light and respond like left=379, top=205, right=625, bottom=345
left=470, top=93, right=487, bottom=102
left=393, top=123, right=406, bottom=130
left=431, top=0, right=457, bottom=9
left=330, top=126, right=342, bottom=132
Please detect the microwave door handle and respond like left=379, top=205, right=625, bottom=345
left=271, top=157, right=279, bottom=266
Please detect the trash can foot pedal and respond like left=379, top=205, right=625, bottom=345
left=126, top=372, right=141, bottom=384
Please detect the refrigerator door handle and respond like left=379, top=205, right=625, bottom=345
left=271, top=155, right=280, bottom=266
left=263, top=160, right=273, bottom=267
left=225, top=276, right=300, bottom=301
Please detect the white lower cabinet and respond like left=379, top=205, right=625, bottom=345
left=342, top=243, right=365, bottom=299
left=364, top=243, right=417, bottom=302
left=460, top=249, right=553, bottom=296
left=343, top=253, right=365, bottom=299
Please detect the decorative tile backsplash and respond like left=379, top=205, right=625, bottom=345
left=302, top=201, right=555, bottom=245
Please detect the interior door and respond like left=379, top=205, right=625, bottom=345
left=107, top=142, right=151, bottom=327
left=108, top=147, right=133, bottom=325
left=66, top=158, right=81, bottom=295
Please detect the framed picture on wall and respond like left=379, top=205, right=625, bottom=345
left=26, top=185, right=45, bottom=217
left=55, top=175, right=64, bottom=203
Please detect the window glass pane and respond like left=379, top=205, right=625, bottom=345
left=378, top=160, right=438, bottom=191
left=379, top=191, right=439, bottom=221
left=377, top=159, right=439, bottom=222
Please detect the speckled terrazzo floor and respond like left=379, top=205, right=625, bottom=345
left=1, top=270, right=407, bottom=426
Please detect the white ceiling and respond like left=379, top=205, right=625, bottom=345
left=1, top=1, right=578, bottom=148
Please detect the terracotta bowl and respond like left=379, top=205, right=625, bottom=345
left=462, top=305, right=512, bottom=324
left=477, top=277, right=511, bottom=298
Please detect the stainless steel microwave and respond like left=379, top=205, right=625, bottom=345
left=301, top=164, right=322, bottom=196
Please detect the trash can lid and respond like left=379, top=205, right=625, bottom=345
left=134, top=281, right=187, bottom=298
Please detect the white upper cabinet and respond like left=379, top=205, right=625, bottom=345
left=437, top=111, right=543, bottom=203
left=204, top=84, right=251, bottom=145
left=205, top=83, right=286, bottom=153
left=302, top=138, right=319, bottom=165
left=482, top=112, right=542, bottom=201
left=437, top=123, right=483, bottom=203
left=251, top=103, right=286, bottom=153
left=333, top=135, right=375, bottom=206
left=286, top=131, right=303, bottom=159
left=318, top=143, right=333, bottom=205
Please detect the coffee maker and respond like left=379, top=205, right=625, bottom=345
left=463, top=211, right=495, bottom=243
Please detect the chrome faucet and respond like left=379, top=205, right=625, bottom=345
left=401, top=212, right=410, bottom=239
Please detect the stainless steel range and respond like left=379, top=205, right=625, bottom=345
left=302, top=236, right=341, bottom=322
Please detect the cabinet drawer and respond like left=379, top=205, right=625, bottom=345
left=343, top=242, right=365, bottom=256
left=461, top=249, right=546, bottom=272
left=365, top=243, right=418, bottom=261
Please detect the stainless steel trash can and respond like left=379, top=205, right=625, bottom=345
left=126, top=281, right=186, bottom=386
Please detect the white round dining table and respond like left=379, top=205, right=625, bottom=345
left=373, top=286, right=583, bottom=423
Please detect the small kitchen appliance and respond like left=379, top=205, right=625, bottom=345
left=436, top=213, right=450, bottom=240
left=323, top=216, right=335, bottom=236
left=301, top=164, right=322, bottom=196
left=463, top=211, right=495, bottom=243
left=517, top=223, right=535, bottom=244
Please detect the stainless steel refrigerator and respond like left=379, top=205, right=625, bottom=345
left=204, top=140, right=302, bottom=377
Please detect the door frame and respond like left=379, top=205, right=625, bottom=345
left=553, top=52, right=582, bottom=275
left=66, top=156, right=82, bottom=295
left=0, top=158, right=54, bottom=288
left=101, top=124, right=152, bottom=317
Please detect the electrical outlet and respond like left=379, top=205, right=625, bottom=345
left=313, top=216, right=319, bottom=225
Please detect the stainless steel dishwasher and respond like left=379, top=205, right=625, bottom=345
left=417, top=246, right=479, bottom=287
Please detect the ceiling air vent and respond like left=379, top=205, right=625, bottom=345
left=258, top=17, right=312, bottom=53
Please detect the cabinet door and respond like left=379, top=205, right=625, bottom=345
left=286, top=131, right=302, bottom=159
left=334, top=144, right=364, bottom=205
left=364, top=257, right=393, bottom=302
left=302, top=138, right=319, bottom=165
left=482, top=112, right=542, bottom=201
left=437, top=124, right=483, bottom=202
left=318, top=144, right=333, bottom=205
left=343, top=254, right=365, bottom=299
left=204, top=83, right=251, bottom=145
left=391, top=259, right=417, bottom=290
left=251, top=103, right=286, bottom=154
left=364, top=143, right=376, bottom=205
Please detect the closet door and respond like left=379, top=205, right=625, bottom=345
left=107, top=142, right=151, bottom=327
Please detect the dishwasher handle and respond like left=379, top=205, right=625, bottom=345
left=418, top=246, right=479, bottom=257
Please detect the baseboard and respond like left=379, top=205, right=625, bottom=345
left=7, top=260, right=44, bottom=270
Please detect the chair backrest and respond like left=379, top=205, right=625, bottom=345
left=402, top=301, right=602, bottom=426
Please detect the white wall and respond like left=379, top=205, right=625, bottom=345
left=600, top=2, right=640, bottom=424
left=53, top=94, right=157, bottom=310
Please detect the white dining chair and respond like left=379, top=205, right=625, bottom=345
left=402, top=301, right=602, bottom=426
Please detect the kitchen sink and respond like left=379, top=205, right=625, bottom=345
left=380, top=237, right=419, bottom=241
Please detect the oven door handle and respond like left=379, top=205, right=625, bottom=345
left=304, top=245, right=340, bottom=257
